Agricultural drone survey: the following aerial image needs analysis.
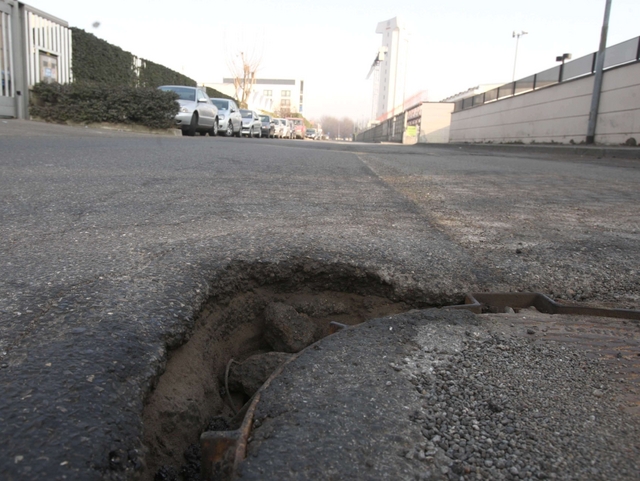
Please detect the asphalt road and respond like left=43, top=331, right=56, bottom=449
left=1, top=120, right=639, bottom=480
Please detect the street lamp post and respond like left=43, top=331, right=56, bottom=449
left=556, top=53, right=572, bottom=81
left=586, top=0, right=613, bottom=144
left=512, top=30, right=528, bottom=82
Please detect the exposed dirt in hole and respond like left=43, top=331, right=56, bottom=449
left=142, top=260, right=439, bottom=480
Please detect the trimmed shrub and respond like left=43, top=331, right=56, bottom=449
left=71, top=27, right=197, bottom=88
left=138, top=58, right=196, bottom=89
left=204, top=86, right=235, bottom=102
left=30, top=82, right=180, bottom=130
left=71, top=28, right=137, bottom=86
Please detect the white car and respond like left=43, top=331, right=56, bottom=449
left=286, top=119, right=296, bottom=139
left=272, top=118, right=283, bottom=138
left=240, top=109, right=262, bottom=137
left=276, top=118, right=290, bottom=138
left=158, top=85, right=218, bottom=137
left=211, top=98, right=242, bottom=137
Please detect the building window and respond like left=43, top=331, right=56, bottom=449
left=281, top=99, right=291, bottom=106
left=264, top=90, right=272, bottom=97
left=281, top=90, right=291, bottom=98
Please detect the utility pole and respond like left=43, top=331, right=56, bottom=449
left=586, top=0, right=613, bottom=144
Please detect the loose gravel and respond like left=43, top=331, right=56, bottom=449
left=405, top=322, right=640, bottom=480
left=239, top=309, right=640, bottom=481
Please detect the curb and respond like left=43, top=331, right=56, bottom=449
left=411, top=142, right=640, bottom=160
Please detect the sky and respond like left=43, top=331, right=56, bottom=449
left=25, top=0, right=640, bottom=123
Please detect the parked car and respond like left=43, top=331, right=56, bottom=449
left=210, top=98, right=242, bottom=137
left=273, top=118, right=286, bottom=138
left=286, top=120, right=296, bottom=139
left=305, top=128, right=319, bottom=140
left=240, top=109, right=262, bottom=137
left=259, top=114, right=276, bottom=138
left=158, top=85, right=218, bottom=136
left=287, top=117, right=306, bottom=139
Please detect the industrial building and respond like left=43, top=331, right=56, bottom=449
left=0, top=0, right=71, bottom=119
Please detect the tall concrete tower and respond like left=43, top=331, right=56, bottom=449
left=374, top=16, right=409, bottom=120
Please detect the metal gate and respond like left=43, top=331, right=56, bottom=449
left=0, top=1, right=15, bottom=117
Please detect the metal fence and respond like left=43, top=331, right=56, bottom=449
left=454, top=36, right=640, bottom=113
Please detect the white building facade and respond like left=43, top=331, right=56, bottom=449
left=0, top=0, right=71, bottom=119
left=217, top=77, right=304, bottom=115
left=374, top=17, right=409, bottom=121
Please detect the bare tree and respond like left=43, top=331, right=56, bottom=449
left=224, top=31, right=264, bottom=108
left=340, top=117, right=355, bottom=139
left=320, top=116, right=355, bottom=140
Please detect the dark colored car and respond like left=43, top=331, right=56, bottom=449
left=259, top=115, right=276, bottom=138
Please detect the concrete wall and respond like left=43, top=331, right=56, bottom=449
left=449, top=61, right=640, bottom=145
left=357, top=102, right=453, bottom=144
left=418, top=103, right=454, bottom=143
left=596, top=62, right=640, bottom=144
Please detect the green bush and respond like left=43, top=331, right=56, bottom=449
left=70, top=28, right=137, bottom=86
left=30, top=82, right=180, bottom=130
left=71, top=27, right=197, bottom=88
left=204, top=86, right=235, bottom=102
left=138, top=58, right=196, bottom=88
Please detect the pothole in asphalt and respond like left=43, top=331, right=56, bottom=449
left=142, top=259, right=452, bottom=480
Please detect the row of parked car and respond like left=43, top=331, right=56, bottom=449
left=159, top=85, right=310, bottom=139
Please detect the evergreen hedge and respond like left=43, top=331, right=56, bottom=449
left=70, top=28, right=137, bottom=86
left=138, top=58, right=196, bottom=89
left=204, top=86, right=235, bottom=101
left=30, top=82, right=179, bottom=130
left=70, top=27, right=196, bottom=88
left=31, top=29, right=239, bottom=128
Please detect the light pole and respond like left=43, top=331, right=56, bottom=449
left=512, top=30, right=528, bottom=82
left=586, top=0, right=613, bottom=144
left=556, top=53, right=572, bottom=81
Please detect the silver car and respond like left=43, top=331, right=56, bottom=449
left=158, top=85, right=218, bottom=137
left=211, top=98, right=242, bottom=137
left=240, top=109, right=262, bottom=137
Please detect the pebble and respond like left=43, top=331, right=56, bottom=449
left=401, top=325, right=640, bottom=480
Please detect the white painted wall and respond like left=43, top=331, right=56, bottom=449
left=405, top=103, right=454, bottom=144
left=449, top=62, right=640, bottom=145
left=23, top=7, right=72, bottom=86
left=595, top=62, right=640, bottom=144
left=418, top=103, right=454, bottom=143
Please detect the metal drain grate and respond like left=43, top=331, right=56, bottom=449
left=446, top=292, right=640, bottom=320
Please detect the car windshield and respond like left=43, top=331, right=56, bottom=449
left=290, top=119, right=302, bottom=125
left=240, top=110, right=253, bottom=118
left=211, top=100, right=229, bottom=110
left=307, top=129, right=316, bottom=134
left=260, top=116, right=270, bottom=121
left=159, top=86, right=195, bottom=102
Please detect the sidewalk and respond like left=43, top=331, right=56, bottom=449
left=414, top=141, right=640, bottom=160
